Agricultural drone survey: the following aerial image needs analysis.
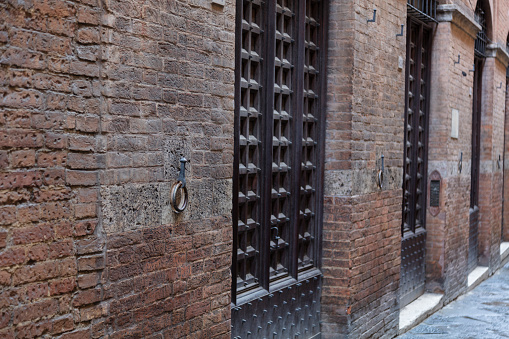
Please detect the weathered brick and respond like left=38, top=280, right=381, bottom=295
left=66, top=170, right=98, bottom=186
left=36, top=151, right=68, bottom=167
left=52, top=315, right=74, bottom=335
left=77, top=272, right=100, bottom=289
left=12, top=299, right=59, bottom=324
left=10, top=150, right=36, bottom=168
left=78, top=254, right=105, bottom=272
left=77, top=27, right=100, bottom=44
left=49, top=277, right=76, bottom=296
left=0, top=247, right=26, bottom=267
left=45, top=133, right=68, bottom=149
left=49, top=240, right=73, bottom=259
left=0, top=130, right=44, bottom=148
left=73, top=288, right=101, bottom=307
left=76, top=236, right=105, bottom=255
left=74, top=219, right=98, bottom=236
left=0, top=233, right=7, bottom=249
left=0, top=206, right=16, bottom=225
left=0, top=48, right=45, bottom=69
left=27, top=244, right=49, bottom=262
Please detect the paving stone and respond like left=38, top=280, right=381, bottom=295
left=399, top=262, right=509, bottom=338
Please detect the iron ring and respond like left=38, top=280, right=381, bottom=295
left=170, top=181, right=188, bottom=213
left=377, top=170, right=384, bottom=189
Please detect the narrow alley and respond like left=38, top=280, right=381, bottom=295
left=399, top=262, right=509, bottom=338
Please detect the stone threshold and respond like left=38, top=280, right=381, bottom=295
left=501, top=242, right=509, bottom=266
left=398, top=293, right=443, bottom=335
left=399, top=252, right=508, bottom=335
left=467, top=266, right=489, bottom=291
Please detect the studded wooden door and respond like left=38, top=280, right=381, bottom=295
left=400, top=18, right=432, bottom=308
left=468, top=2, right=487, bottom=274
left=232, top=0, right=327, bottom=337
left=469, top=55, right=484, bottom=274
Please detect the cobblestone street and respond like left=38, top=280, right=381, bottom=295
left=399, top=262, right=509, bottom=338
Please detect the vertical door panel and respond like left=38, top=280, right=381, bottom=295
left=400, top=19, right=431, bottom=308
left=232, top=0, right=326, bottom=336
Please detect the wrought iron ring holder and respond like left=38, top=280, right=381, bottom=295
left=377, top=154, right=384, bottom=190
left=170, top=157, right=189, bottom=213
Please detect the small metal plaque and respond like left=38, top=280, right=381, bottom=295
left=430, top=180, right=440, bottom=207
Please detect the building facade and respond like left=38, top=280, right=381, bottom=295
left=0, top=0, right=508, bottom=338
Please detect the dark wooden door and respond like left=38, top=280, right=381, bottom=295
left=231, top=0, right=327, bottom=336
left=469, top=56, right=484, bottom=273
left=468, top=2, right=487, bottom=274
left=400, top=18, right=432, bottom=308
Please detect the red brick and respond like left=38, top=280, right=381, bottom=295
left=77, top=27, right=100, bottom=44
left=73, top=288, right=101, bottom=307
left=69, top=135, right=95, bottom=152
left=0, top=206, right=16, bottom=225
left=59, top=257, right=78, bottom=277
left=0, top=247, right=26, bottom=267
left=75, top=203, right=97, bottom=218
left=77, top=272, right=100, bottom=289
left=80, top=303, right=105, bottom=321
left=0, top=48, right=45, bottom=69
left=0, top=151, right=8, bottom=168
left=12, top=299, right=58, bottom=324
left=49, top=240, right=74, bottom=259
left=0, top=170, right=43, bottom=189
left=66, top=170, right=98, bottom=186
left=33, top=187, right=72, bottom=202
left=24, top=282, right=49, bottom=302
left=0, top=233, right=7, bottom=249
left=45, top=132, right=68, bottom=149
left=78, top=255, right=105, bottom=272
left=49, top=277, right=76, bottom=296
left=77, top=6, right=100, bottom=25
left=76, top=188, right=98, bottom=203
left=36, top=151, right=68, bottom=167
left=76, top=236, right=104, bottom=255
left=27, top=244, right=49, bottom=262
left=54, top=221, right=73, bottom=238
left=0, top=270, right=11, bottom=286
left=42, top=168, right=66, bottom=185
left=12, top=225, right=53, bottom=245
left=32, top=73, right=71, bottom=92
left=74, top=219, right=98, bottom=236
left=0, top=189, right=30, bottom=204
left=10, top=149, right=36, bottom=168
left=16, top=204, right=40, bottom=223
left=12, top=261, right=59, bottom=285
left=40, top=201, right=71, bottom=221
left=52, top=315, right=74, bottom=335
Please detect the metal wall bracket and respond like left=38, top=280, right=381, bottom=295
left=469, top=63, right=475, bottom=73
left=454, top=54, right=460, bottom=65
left=377, top=154, right=384, bottom=189
left=458, top=152, right=463, bottom=173
left=367, top=9, right=377, bottom=23
left=497, top=82, right=503, bottom=89
left=396, top=24, right=404, bottom=37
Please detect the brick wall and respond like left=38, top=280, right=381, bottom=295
left=2, top=0, right=509, bottom=338
left=0, top=0, right=234, bottom=337
left=426, top=8, right=479, bottom=302
left=99, top=0, right=234, bottom=336
left=322, top=0, right=406, bottom=337
left=0, top=0, right=100, bottom=337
